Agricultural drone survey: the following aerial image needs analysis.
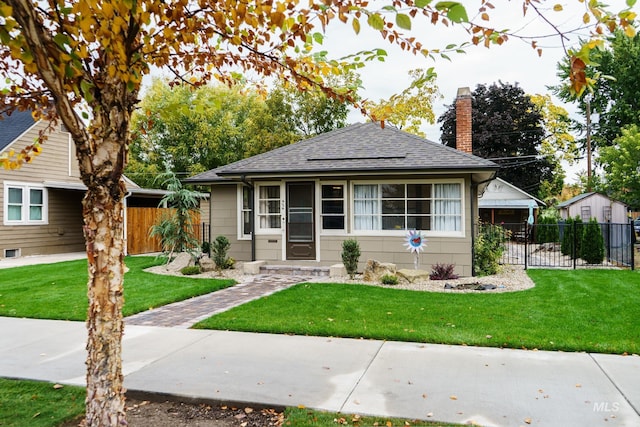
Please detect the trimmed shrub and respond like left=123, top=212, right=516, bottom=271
left=180, top=266, right=201, bottom=275
left=212, top=235, right=232, bottom=270
left=474, top=223, right=509, bottom=276
left=429, top=263, right=459, bottom=280
left=561, top=216, right=584, bottom=258
left=574, top=216, right=584, bottom=258
left=341, top=239, right=361, bottom=279
left=560, top=217, right=574, bottom=256
left=201, top=241, right=211, bottom=256
left=381, top=274, right=399, bottom=285
left=581, top=218, right=605, bottom=264
left=537, top=216, right=559, bottom=243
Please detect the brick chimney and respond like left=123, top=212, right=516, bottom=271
left=455, top=87, right=472, bottom=154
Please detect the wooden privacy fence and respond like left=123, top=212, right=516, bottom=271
left=126, top=207, right=204, bottom=255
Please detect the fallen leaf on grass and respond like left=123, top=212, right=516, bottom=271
left=53, top=384, right=64, bottom=389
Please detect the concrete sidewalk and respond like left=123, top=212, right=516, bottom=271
left=1, top=317, right=638, bottom=426
left=0, top=252, right=87, bottom=269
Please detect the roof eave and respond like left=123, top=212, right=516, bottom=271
left=216, top=165, right=499, bottom=179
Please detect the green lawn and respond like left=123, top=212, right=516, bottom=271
left=0, top=257, right=235, bottom=321
left=0, top=379, right=457, bottom=427
left=283, top=407, right=460, bottom=426
left=195, top=269, right=640, bottom=354
left=0, top=379, right=85, bottom=427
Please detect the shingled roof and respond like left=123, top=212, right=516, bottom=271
left=186, top=122, right=498, bottom=183
left=0, top=110, right=36, bottom=152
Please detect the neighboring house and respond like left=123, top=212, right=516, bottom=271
left=479, top=177, right=545, bottom=224
left=186, top=88, right=499, bottom=276
left=557, top=192, right=628, bottom=224
left=0, top=111, right=206, bottom=259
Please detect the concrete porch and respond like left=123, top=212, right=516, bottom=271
left=242, top=260, right=345, bottom=278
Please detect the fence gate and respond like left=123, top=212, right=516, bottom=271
left=491, top=222, right=635, bottom=270
left=126, top=207, right=205, bottom=255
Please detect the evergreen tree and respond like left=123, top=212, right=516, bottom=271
left=438, top=82, right=553, bottom=196
left=537, top=216, right=559, bottom=243
left=554, top=31, right=640, bottom=150
left=581, top=218, right=605, bottom=264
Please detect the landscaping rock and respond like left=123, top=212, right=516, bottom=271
left=444, top=282, right=498, bottom=291
left=198, top=256, right=216, bottom=272
left=397, top=269, right=431, bottom=283
left=166, top=252, right=195, bottom=272
left=362, top=259, right=396, bottom=282
left=533, top=242, right=559, bottom=253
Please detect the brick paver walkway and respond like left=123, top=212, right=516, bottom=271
left=125, top=275, right=307, bottom=328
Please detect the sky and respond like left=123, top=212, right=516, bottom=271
left=143, top=1, right=637, bottom=184
left=316, top=0, right=638, bottom=182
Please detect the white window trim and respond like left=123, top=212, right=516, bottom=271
left=254, top=182, right=284, bottom=235
left=237, top=184, right=252, bottom=241
left=349, top=178, right=465, bottom=238
left=3, top=181, right=49, bottom=226
left=319, top=181, right=347, bottom=236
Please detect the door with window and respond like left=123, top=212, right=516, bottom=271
left=286, top=182, right=315, bottom=260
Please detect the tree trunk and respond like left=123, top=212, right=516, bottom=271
left=83, top=181, right=127, bottom=426
left=79, top=85, right=134, bottom=426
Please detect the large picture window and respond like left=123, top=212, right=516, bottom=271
left=353, top=182, right=462, bottom=233
left=3, top=182, right=48, bottom=225
left=257, top=185, right=281, bottom=230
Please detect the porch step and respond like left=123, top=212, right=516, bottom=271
left=259, top=265, right=330, bottom=277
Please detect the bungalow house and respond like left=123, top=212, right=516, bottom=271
left=186, top=88, right=499, bottom=276
left=479, top=177, right=545, bottom=224
left=557, top=192, right=628, bottom=224
left=0, top=110, right=205, bottom=259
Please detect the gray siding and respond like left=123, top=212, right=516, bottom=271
left=210, top=185, right=251, bottom=261
left=210, top=175, right=477, bottom=276
left=0, top=189, right=85, bottom=257
left=0, top=122, right=84, bottom=258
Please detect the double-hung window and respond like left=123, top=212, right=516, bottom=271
left=353, top=181, right=462, bottom=234
left=321, top=184, right=345, bottom=231
left=257, top=184, right=281, bottom=231
left=3, top=182, right=48, bottom=225
left=238, top=185, right=252, bottom=239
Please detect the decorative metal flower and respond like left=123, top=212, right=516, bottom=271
left=404, top=230, right=426, bottom=253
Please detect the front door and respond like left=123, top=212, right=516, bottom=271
left=286, top=182, right=315, bottom=260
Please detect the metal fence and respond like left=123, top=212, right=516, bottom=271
left=199, top=222, right=211, bottom=246
left=479, top=222, right=635, bottom=270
